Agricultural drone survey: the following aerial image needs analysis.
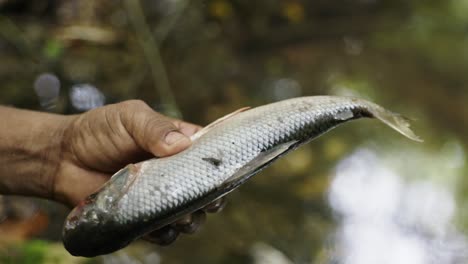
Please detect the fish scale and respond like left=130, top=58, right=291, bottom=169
left=128, top=102, right=333, bottom=218
left=62, top=96, right=421, bottom=257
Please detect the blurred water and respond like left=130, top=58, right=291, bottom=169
left=250, top=243, right=293, bottom=264
left=33, top=73, right=60, bottom=110
left=329, top=149, right=468, bottom=264
left=69, top=84, right=105, bottom=111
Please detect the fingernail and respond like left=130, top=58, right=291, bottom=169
left=203, top=197, right=227, bottom=213
left=165, top=131, right=187, bottom=145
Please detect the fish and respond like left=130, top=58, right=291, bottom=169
left=62, top=96, right=421, bottom=257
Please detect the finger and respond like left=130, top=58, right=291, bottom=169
left=173, top=211, right=206, bottom=234
left=144, top=225, right=179, bottom=246
left=118, top=100, right=192, bottom=157
left=174, top=214, right=192, bottom=226
left=203, top=197, right=227, bottom=213
left=173, top=120, right=202, bottom=138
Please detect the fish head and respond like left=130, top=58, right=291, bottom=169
left=62, top=165, right=140, bottom=257
left=62, top=192, right=131, bottom=257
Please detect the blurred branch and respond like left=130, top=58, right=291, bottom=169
left=123, top=0, right=182, bottom=118
left=154, top=0, right=191, bottom=44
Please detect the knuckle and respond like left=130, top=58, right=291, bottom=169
left=121, top=99, right=150, bottom=110
left=151, top=117, right=176, bottom=131
left=118, top=100, right=155, bottom=130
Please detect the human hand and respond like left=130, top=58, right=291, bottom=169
left=54, top=100, right=224, bottom=245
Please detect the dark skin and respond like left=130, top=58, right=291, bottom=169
left=0, top=100, right=224, bottom=245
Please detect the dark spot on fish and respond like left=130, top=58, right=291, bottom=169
left=277, top=116, right=284, bottom=123
left=202, top=157, right=222, bottom=167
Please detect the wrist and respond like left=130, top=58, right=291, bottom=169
left=0, top=106, right=73, bottom=200
left=36, top=113, right=75, bottom=201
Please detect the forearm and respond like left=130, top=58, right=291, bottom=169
left=0, top=100, right=200, bottom=207
left=0, top=106, right=70, bottom=199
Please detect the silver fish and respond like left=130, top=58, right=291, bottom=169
left=62, top=96, right=421, bottom=257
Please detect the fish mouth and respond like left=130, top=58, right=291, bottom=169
left=64, top=205, right=83, bottom=231
left=64, top=192, right=99, bottom=231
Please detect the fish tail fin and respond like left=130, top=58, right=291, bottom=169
left=366, top=103, right=423, bottom=142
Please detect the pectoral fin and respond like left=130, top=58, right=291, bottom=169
left=221, top=140, right=299, bottom=189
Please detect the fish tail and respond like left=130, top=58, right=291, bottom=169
left=365, top=102, right=423, bottom=142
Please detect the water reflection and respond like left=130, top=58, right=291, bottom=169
left=329, top=148, right=468, bottom=264
left=33, top=73, right=61, bottom=110
left=69, top=84, right=105, bottom=111
left=250, top=243, right=293, bottom=264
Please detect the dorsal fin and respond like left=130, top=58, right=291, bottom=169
left=190, top=107, right=251, bottom=141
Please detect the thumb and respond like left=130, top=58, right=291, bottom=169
left=119, top=100, right=192, bottom=157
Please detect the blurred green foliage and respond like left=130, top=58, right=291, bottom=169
left=0, top=240, right=46, bottom=264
